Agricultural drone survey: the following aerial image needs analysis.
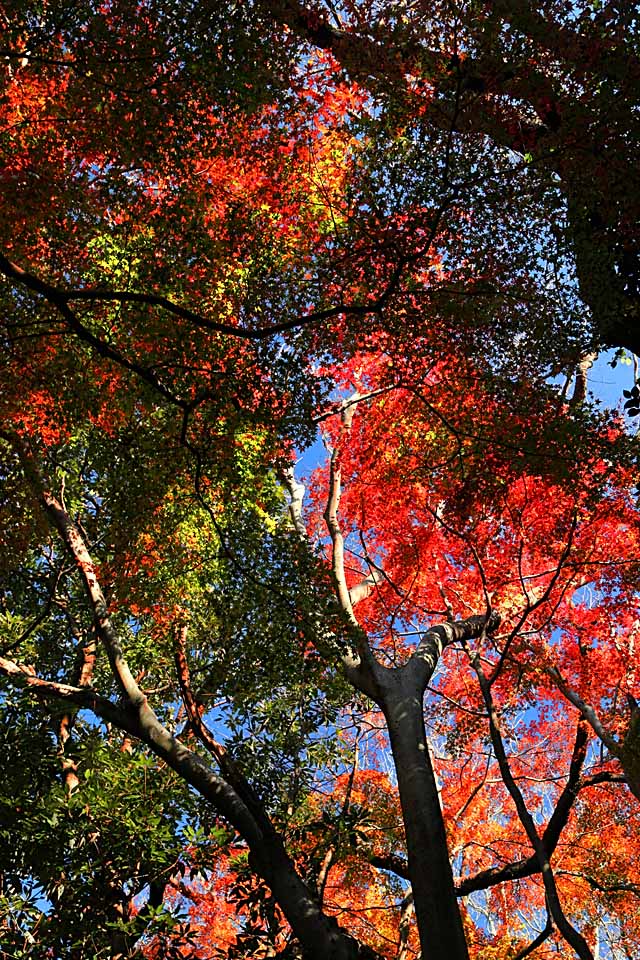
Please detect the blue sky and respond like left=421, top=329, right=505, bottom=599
left=588, top=349, right=636, bottom=411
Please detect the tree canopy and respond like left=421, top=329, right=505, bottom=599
left=1, top=2, right=639, bottom=959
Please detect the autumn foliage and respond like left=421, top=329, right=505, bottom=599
left=1, top=2, right=639, bottom=960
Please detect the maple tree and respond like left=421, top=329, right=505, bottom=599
left=265, top=0, right=640, bottom=360
left=1, top=1, right=639, bottom=959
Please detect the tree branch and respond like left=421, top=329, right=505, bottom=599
left=467, top=645, right=593, bottom=959
left=545, top=666, right=640, bottom=801
left=513, top=910, right=553, bottom=960
left=408, top=613, right=500, bottom=690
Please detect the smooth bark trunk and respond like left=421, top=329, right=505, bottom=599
left=382, top=677, right=469, bottom=960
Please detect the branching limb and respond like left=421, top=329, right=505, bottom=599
left=173, top=624, right=235, bottom=770
left=466, top=644, right=593, bottom=959
left=491, top=512, right=578, bottom=684
left=559, top=871, right=640, bottom=898
left=366, top=713, right=595, bottom=907
left=0, top=255, right=185, bottom=408
left=280, top=462, right=381, bottom=686
left=1, top=441, right=380, bottom=957
left=281, top=442, right=383, bottom=609
left=3, top=435, right=269, bottom=845
left=545, top=673, right=618, bottom=754
left=408, top=612, right=500, bottom=692
left=369, top=853, right=410, bottom=882
left=324, top=447, right=357, bottom=624
left=321, top=423, right=382, bottom=700
left=313, top=387, right=397, bottom=426
left=0, top=244, right=423, bottom=357
left=0, top=655, right=361, bottom=960
left=541, top=720, right=588, bottom=851
left=546, top=666, right=640, bottom=801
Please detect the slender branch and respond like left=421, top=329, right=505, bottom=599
left=57, top=626, right=97, bottom=793
left=0, top=254, right=185, bottom=408
left=491, top=512, right=578, bottom=684
left=455, top=726, right=619, bottom=897
left=324, top=447, right=357, bottom=624
left=580, top=771, right=626, bottom=788
left=173, top=625, right=273, bottom=830
left=454, top=753, right=491, bottom=822
left=396, top=890, right=415, bottom=960
left=545, top=665, right=621, bottom=756
left=2, top=432, right=267, bottom=848
left=319, top=429, right=387, bottom=706
left=313, top=387, right=397, bottom=425
left=466, top=644, right=593, bottom=959
left=0, top=652, right=361, bottom=958
left=173, top=624, right=234, bottom=769
left=316, top=846, right=335, bottom=906
left=281, top=464, right=309, bottom=542
left=0, top=654, right=124, bottom=720
left=542, top=720, right=588, bottom=854
left=280, top=462, right=381, bottom=691
left=513, top=910, right=553, bottom=960
left=0, top=247, right=417, bottom=353
left=559, top=871, right=640, bottom=898
left=317, top=739, right=362, bottom=905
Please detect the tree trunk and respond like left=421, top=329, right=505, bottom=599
left=134, top=702, right=364, bottom=960
left=249, top=839, right=363, bottom=960
left=382, top=674, right=469, bottom=960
